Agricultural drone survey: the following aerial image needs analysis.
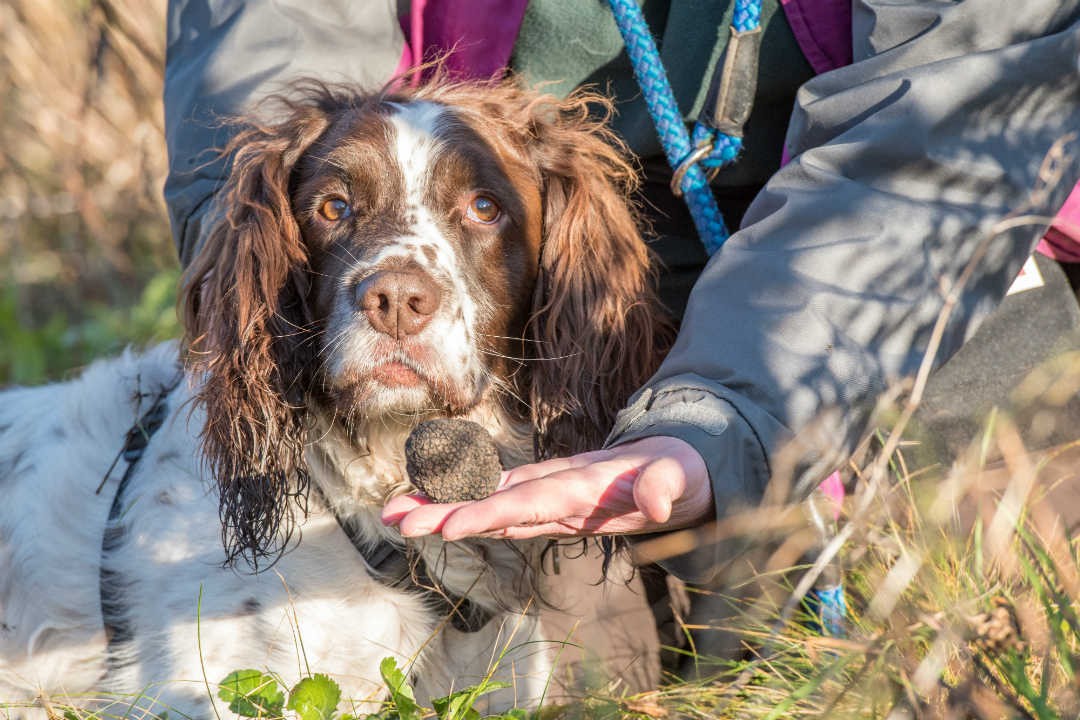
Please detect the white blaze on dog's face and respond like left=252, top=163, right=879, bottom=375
left=181, top=82, right=664, bottom=564
left=292, top=99, right=543, bottom=420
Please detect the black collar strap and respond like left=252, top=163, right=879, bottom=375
left=327, top=506, right=493, bottom=634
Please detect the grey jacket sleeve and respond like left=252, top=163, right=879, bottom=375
left=164, top=0, right=405, bottom=266
left=608, top=0, right=1080, bottom=575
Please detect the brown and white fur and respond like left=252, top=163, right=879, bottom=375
left=0, top=80, right=670, bottom=717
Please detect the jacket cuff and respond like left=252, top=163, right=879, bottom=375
left=604, top=375, right=788, bottom=582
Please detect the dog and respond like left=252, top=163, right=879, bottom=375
left=0, top=79, right=670, bottom=717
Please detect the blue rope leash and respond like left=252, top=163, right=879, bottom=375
left=608, top=0, right=849, bottom=635
left=607, top=0, right=762, bottom=255
left=807, top=584, right=849, bottom=638
left=693, top=0, right=761, bottom=173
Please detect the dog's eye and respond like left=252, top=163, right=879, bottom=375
left=465, top=195, right=500, bottom=224
left=319, top=198, right=352, bottom=221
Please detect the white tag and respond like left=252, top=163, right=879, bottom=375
left=1006, top=255, right=1045, bottom=296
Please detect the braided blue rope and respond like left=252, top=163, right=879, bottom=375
left=607, top=0, right=730, bottom=254
left=608, top=0, right=849, bottom=639
left=695, top=0, right=761, bottom=173
left=608, top=0, right=762, bottom=255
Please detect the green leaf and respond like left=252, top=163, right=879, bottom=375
left=286, top=674, right=342, bottom=720
left=487, top=712, right=530, bottom=720
left=378, top=657, right=420, bottom=720
left=218, top=669, right=285, bottom=718
left=432, top=691, right=479, bottom=720
left=431, top=682, right=511, bottom=720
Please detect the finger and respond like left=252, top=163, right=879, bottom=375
left=439, top=473, right=586, bottom=541
left=474, top=520, right=583, bottom=540
left=498, top=448, right=612, bottom=488
left=381, top=493, right=432, bottom=526
left=479, top=508, right=649, bottom=539
left=632, top=455, right=687, bottom=524
left=395, top=499, right=472, bottom=537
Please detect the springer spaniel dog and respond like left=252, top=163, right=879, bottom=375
left=0, top=80, right=670, bottom=717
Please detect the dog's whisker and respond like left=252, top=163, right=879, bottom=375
left=485, top=348, right=583, bottom=362
left=477, top=348, right=531, bottom=363
left=328, top=244, right=364, bottom=269
left=310, top=327, right=357, bottom=379
left=474, top=332, right=549, bottom=345
left=485, top=374, right=528, bottom=410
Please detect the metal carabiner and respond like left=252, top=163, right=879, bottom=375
left=670, top=141, right=719, bottom=197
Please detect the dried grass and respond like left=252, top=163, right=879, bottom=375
left=0, top=0, right=175, bottom=383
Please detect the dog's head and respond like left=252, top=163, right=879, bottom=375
left=181, top=80, right=670, bottom=565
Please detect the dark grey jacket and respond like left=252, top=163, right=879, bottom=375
left=606, top=2, right=1080, bottom=576
left=165, top=1, right=1080, bottom=577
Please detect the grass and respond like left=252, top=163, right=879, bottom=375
left=10, top=409, right=1080, bottom=719
left=5, top=1, right=1080, bottom=718
left=0, top=0, right=176, bottom=385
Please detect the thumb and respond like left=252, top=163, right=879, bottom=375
left=632, top=455, right=687, bottom=524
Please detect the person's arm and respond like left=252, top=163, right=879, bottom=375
left=384, top=1, right=1080, bottom=578
left=608, top=0, right=1080, bottom=521
left=164, top=0, right=405, bottom=266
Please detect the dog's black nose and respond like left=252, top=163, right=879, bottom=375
left=356, top=269, right=442, bottom=338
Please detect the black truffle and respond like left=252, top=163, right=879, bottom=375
left=404, top=419, right=502, bottom=503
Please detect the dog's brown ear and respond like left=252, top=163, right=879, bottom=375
left=181, top=104, right=329, bottom=568
left=524, top=91, right=673, bottom=459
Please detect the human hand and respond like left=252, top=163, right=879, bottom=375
left=381, top=435, right=713, bottom=541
